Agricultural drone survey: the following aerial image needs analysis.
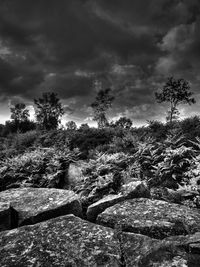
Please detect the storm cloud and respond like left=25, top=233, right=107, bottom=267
left=0, top=0, right=200, bottom=125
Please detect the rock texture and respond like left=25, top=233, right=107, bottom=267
left=139, top=232, right=200, bottom=267
left=0, top=188, right=82, bottom=226
left=67, top=161, right=88, bottom=188
left=97, top=198, right=200, bottom=239
left=0, top=214, right=122, bottom=267
left=0, top=202, right=18, bottom=231
left=87, top=194, right=125, bottom=222
left=1, top=213, right=200, bottom=266
left=120, top=181, right=150, bottom=199
left=86, top=182, right=150, bottom=222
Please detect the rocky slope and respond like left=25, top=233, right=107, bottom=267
left=0, top=181, right=200, bottom=266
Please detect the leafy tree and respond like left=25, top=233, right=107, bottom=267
left=114, top=117, right=132, bottom=129
left=10, top=103, right=30, bottom=122
left=66, top=120, right=77, bottom=130
left=34, top=92, right=64, bottom=130
left=79, top=123, right=90, bottom=131
left=10, top=103, right=30, bottom=132
left=91, top=88, right=114, bottom=128
left=155, top=77, right=195, bottom=124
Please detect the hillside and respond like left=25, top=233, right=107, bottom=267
left=0, top=124, right=200, bottom=266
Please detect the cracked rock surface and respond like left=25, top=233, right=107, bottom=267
left=0, top=188, right=82, bottom=226
left=97, top=198, right=200, bottom=239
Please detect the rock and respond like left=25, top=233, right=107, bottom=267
left=0, top=188, right=82, bottom=226
left=86, top=182, right=150, bottom=222
left=0, top=214, right=122, bottom=267
left=139, top=232, right=200, bottom=267
left=0, top=202, right=18, bottom=232
left=87, top=194, right=125, bottom=222
left=121, top=181, right=150, bottom=199
left=97, top=198, right=200, bottom=239
left=150, top=187, right=183, bottom=203
left=66, top=160, right=88, bottom=189
left=120, top=232, right=160, bottom=266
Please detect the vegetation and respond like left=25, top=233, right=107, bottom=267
left=34, top=92, right=65, bottom=130
left=0, top=77, right=200, bottom=208
left=91, top=88, right=114, bottom=128
left=155, top=77, right=195, bottom=123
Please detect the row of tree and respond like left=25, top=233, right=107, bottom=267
left=3, top=76, right=196, bottom=133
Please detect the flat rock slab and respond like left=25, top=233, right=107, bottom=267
left=0, top=214, right=122, bottom=267
left=87, top=194, right=125, bottom=222
left=0, top=188, right=82, bottom=226
left=0, top=202, right=18, bottom=231
left=1, top=213, right=200, bottom=266
left=97, top=198, right=200, bottom=239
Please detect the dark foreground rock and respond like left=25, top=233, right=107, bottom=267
left=1, top=213, right=200, bottom=266
left=0, top=188, right=82, bottom=227
left=0, top=214, right=122, bottom=267
left=97, top=198, right=200, bottom=239
left=0, top=202, right=18, bottom=231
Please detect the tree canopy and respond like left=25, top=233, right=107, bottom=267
left=91, top=88, right=114, bottom=128
left=155, top=77, right=195, bottom=123
left=34, top=92, right=64, bottom=130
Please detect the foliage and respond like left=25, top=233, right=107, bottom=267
left=131, top=134, right=195, bottom=188
left=0, top=147, right=79, bottom=191
left=10, top=103, right=30, bottom=124
left=72, top=152, right=135, bottom=204
left=155, top=77, right=195, bottom=123
left=34, top=92, right=64, bottom=130
left=180, top=116, right=200, bottom=141
left=91, top=88, right=114, bottom=128
left=113, top=117, right=133, bottom=129
left=68, top=127, right=115, bottom=158
left=66, top=120, right=77, bottom=130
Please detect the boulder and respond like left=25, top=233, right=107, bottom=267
left=119, top=232, right=160, bottom=266
left=139, top=232, right=200, bottom=267
left=1, top=211, right=200, bottom=266
left=86, top=182, right=150, bottom=222
left=66, top=160, right=88, bottom=189
left=97, top=198, right=200, bottom=239
left=120, top=181, right=150, bottom=199
left=0, top=202, right=18, bottom=231
left=0, top=188, right=82, bottom=226
left=87, top=194, right=125, bottom=222
left=0, top=214, right=122, bottom=267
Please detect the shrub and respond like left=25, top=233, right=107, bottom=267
left=0, top=147, right=79, bottom=191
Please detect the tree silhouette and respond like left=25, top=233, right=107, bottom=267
left=34, top=92, right=64, bottom=130
left=91, top=88, right=114, bottom=128
left=114, top=117, right=132, bottom=129
left=155, top=77, right=195, bottom=124
left=10, top=103, right=30, bottom=132
left=66, top=120, right=77, bottom=130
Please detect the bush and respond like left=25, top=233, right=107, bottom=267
left=0, top=147, right=79, bottom=191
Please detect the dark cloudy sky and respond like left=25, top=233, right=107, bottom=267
left=0, top=0, right=200, bottom=126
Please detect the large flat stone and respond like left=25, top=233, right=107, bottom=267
left=1, top=212, right=200, bottom=266
left=87, top=194, right=125, bottom=222
left=97, top=198, right=200, bottom=239
left=0, top=188, right=82, bottom=226
left=0, top=202, right=18, bottom=231
left=0, top=214, right=122, bottom=267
